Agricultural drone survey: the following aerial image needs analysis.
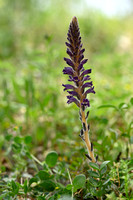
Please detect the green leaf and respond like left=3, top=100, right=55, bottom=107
left=14, top=136, right=22, bottom=144
left=29, top=177, right=38, bottom=186
left=100, top=165, right=107, bottom=175
left=45, top=151, right=58, bottom=167
left=89, top=177, right=99, bottom=187
left=119, top=103, right=128, bottom=109
left=5, top=134, right=12, bottom=141
left=39, top=180, right=56, bottom=191
left=23, top=180, right=28, bottom=194
left=100, top=161, right=110, bottom=170
left=130, top=98, right=133, bottom=105
left=37, top=197, right=46, bottom=200
left=87, top=170, right=99, bottom=178
left=89, top=162, right=99, bottom=170
left=11, top=180, right=19, bottom=195
left=0, top=194, right=8, bottom=200
left=66, top=184, right=72, bottom=190
left=37, top=170, right=53, bottom=180
left=48, top=197, right=54, bottom=200
left=103, top=178, right=110, bottom=185
left=98, top=104, right=118, bottom=111
left=73, top=174, right=86, bottom=190
left=24, top=136, right=32, bottom=144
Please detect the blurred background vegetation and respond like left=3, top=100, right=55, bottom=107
left=0, top=0, right=133, bottom=167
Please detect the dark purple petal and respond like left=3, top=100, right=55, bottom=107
left=78, top=55, right=84, bottom=62
left=67, top=95, right=72, bottom=99
left=82, top=75, right=91, bottom=82
left=68, top=76, right=79, bottom=82
left=67, top=33, right=71, bottom=38
left=78, top=63, right=83, bottom=71
left=84, top=87, right=95, bottom=96
left=81, top=99, right=90, bottom=107
left=65, top=42, right=72, bottom=49
left=82, top=82, right=93, bottom=89
left=63, top=67, right=74, bottom=75
left=62, top=84, right=74, bottom=91
left=81, top=69, right=91, bottom=76
left=67, top=91, right=80, bottom=99
left=80, top=67, right=84, bottom=72
left=68, top=76, right=73, bottom=81
left=80, top=44, right=83, bottom=48
left=67, top=37, right=72, bottom=43
left=77, top=40, right=81, bottom=46
left=76, top=31, right=80, bottom=37
left=73, top=76, right=80, bottom=82
left=80, top=49, right=85, bottom=54
left=66, top=48, right=73, bottom=57
left=67, top=91, right=77, bottom=96
left=81, top=59, right=88, bottom=65
left=67, top=96, right=80, bottom=107
left=64, top=58, right=74, bottom=68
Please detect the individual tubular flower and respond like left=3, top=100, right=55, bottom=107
left=62, top=16, right=97, bottom=163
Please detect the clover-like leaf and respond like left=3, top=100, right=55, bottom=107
left=37, top=170, right=53, bottom=180
left=45, top=151, right=58, bottom=167
left=73, top=174, right=86, bottom=190
left=39, top=180, right=56, bottom=191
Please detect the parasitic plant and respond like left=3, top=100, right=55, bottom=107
left=62, top=16, right=97, bottom=163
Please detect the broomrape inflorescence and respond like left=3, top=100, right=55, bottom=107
left=62, top=16, right=97, bottom=163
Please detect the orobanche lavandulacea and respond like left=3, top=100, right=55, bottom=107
left=62, top=16, right=97, bottom=163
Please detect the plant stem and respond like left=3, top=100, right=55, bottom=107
left=80, top=107, right=95, bottom=163
left=31, top=154, right=43, bottom=166
left=67, top=168, right=73, bottom=200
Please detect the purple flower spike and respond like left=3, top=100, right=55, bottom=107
left=62, top=16, right=95, bottom=109
left=62, top=16, right=97, bottom=164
